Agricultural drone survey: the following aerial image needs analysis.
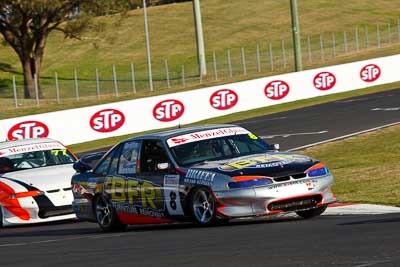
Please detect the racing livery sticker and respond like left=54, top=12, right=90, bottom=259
left=0, top=177, right=56, bottom=221
left=90, top=109, right=125, bottom=133
left=265, top=179, right=318, bottom=191
left=0, top=142, right=65, bottom=157
left=167, top=127, right=250, bottom=147
left=265, top=80, right=290, bottom=100
left=7, top=121, right=49, bottom=141
left=210, top=89, right=238, bottom=110
left=313, top=72, right=336, bottom=90
left=184, top=169, right=216, bottom=186
left=360, top=64, right=381, bottom=82
left=153, top=99, right=185, bottom=122
left=104, top=176, right=165, bottom=218
left=219, top=154, right=309, bottom=171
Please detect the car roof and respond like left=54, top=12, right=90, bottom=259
left=125, top=124, right=240, bottom=142
left=0, top=138, right=61, bottom=150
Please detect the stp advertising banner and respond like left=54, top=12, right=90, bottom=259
left=0, top=54, right=399, bottom=145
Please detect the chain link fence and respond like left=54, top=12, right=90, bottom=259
left=2, top=19, right=400, bottom=109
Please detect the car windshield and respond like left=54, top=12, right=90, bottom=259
left=0, top=147, right=76, bottom=173
left=169, top=133, right=269, bottom=166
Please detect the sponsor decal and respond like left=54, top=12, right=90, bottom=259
left=169, top=137, right=189, bottom=145
left=184, top=169, right=216, bottom=186
left=266, top=179, right=318, bottom=191
left=360, top=64, right=381, bottom=82
left=90, top=109, right=125, bottom=133
left=104, top=176, right=165, bottom=217
left=153, top=99, right=185, bottom=122
left=210, top=89, right=238, bottom=110
left=7, top=121, right=49, bottom=141
left=219, top=154, right=309, bottom=171
left=265, top=80, right=290, bottom=100
left=114, top=203, right=165, bottom=218
left=305, top=180, right=316, bottom=191
left=167, top=127, right=250, bottom=147
left=0, top=142, right=65, bottom=157
left=164, top=175, right=180, bottom=187
left=313, top=72, right=336, bottom=90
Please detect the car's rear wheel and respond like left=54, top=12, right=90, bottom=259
left=190, top=187, right=217, bottom=226
left=0, top=206, right=3, bottom=227
left=94, top=195, right=126, bottom=231
left=296, top=204, right=328, bottom=219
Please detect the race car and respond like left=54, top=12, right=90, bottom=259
left=71, top=124, right=337, bottom=231
left=0, top=138, right=78, bottom=226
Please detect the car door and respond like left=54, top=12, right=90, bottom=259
left=137, top=139, right=184, bottom=217
left=117, top=141, right=141, bottom=207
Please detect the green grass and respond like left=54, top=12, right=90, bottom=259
left=1, top=0, right=400, bottom=114
left=302, top=124, right=400, bottom=206
left=68, top=80, right=400, bottom=153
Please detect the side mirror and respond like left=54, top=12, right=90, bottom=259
left=157, top=162, right=170, bottom=171
left=73, top=152, right=105, bottom=173
left=271, top=143, right=280, bottom=151
left=73, top=161, right=92, bottom=173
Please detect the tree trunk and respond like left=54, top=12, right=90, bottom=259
left=20, top=51, right=45, bottom=99
left=22, top=57, right=36, bottom=99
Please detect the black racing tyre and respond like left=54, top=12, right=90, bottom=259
left=296, top=204, right=328, bottom=219
left=190, top=187, right=217, bottom=226
left=94, top=195, right=126, bottom=232
left=0, top=206, right=3, bottom=227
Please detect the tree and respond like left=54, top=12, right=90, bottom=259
left=0, top=0, right=132, bottom=99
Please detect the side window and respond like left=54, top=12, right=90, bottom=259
left=93, top=145, right=121, bottom=176
left=140, top=140, right=170, bottom=173
left=118, top=141, right=140, bottom=176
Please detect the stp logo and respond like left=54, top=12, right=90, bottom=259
left=210, top=89, right=238, bottom=110
left=314, top=72, right=336, bottom=90
left=265, top=80, right=290, bottom=100
left=153, top=99, right=185, bottom=122
left=90, top=109, right=125, bottom=133
left=7, top=121, right=49, bottom=140
left=360, top=64, right=381, bottom=82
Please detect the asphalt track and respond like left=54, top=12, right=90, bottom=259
left=1, top=88, right=400, bottom=267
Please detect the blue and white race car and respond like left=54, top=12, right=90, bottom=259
left=71, top=124, right=337, bottom=231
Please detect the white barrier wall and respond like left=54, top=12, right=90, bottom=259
left=1, top=54, right=399, bottom=145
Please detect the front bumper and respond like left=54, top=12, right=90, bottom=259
left=214, top=174, right=336, bottom=218
left=1, top=192, right=76, bottom=227
left=1, top=205, right=76, bottom=227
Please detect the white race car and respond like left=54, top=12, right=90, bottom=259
left=0, top=138, right=78, bottom=226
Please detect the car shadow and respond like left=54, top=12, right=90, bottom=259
left=0, top=216, right=304, bottom=238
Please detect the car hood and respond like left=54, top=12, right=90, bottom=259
left=188, top=152, right=318, bottom=178
left=1, top=164, right=75, bottom=191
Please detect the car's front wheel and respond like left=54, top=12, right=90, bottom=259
left=94, top=195, right=126, bottom=231
left=190, top=187, right=217, bottom=226
left=296, top=204, right=328, bottom=219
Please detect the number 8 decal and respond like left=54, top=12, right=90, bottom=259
left=163, top=175, right=184, bottom=216
left=170, top=191, right=177, bottom=210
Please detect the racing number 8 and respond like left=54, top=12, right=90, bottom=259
left=170, top=191, right=177, bottom=210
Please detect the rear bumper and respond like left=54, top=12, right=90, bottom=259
left=214, top=174, right=336, bottom=218
left=72, top=199, right=96, bottom=222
